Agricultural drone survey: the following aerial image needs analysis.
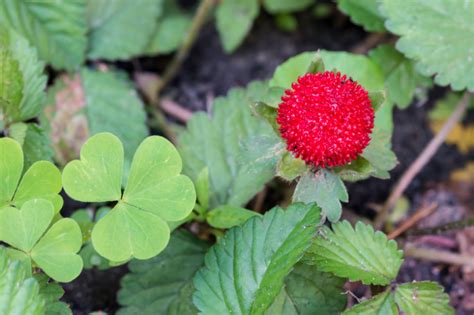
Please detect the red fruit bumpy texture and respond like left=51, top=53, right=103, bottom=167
left=277, top=71, right=374, bottom=168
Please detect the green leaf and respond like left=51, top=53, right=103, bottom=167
left=118, top=231, right=209, bottom=315
left=343, top=290, right=397, bottom=315
left=380, top=0, right=474, bottom=91
left=216, top=0, right=260, bottom=53
left=63, top=133, right=196, bottom=261
left=193, top=203, right=320, bottom=314
left=0, top=0, right=86, bottom=70
left=293, top=170, right=348, bottom=222
left=277, top=152, right=308, bottom=181
left=394, top=281, right=454, bottom=315
left=263, top=0, right=314, bottom=13
left=207, top=205, right=260, bottom=229
left=0, top=199, right=83, bottom=282
left=178, top=81, right=277, bottom=208
left=370, top=44, right=430, bottom=108
left=87, top=0, right=162, bottom=60
left=361, top=128, right=397, bottom=178
left=306, top=221, right=403, bottom=285
left=0, top=137, right=23, bottom=206
left=35, top=274, right=72, bottom=315
left=0, top=29, right=46, bottom=123
left=195, top=167, right=210, bottom=211
left=337, top=0, right=385, bottom=32
left=0, top=248, right=45, bottom=315
left=270, top=262, right=346, bottom=315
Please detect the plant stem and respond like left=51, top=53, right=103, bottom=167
left=374, top=91, right=472, bottom=229
left=408, top=217, right=474, bottom=237
left=351, top=32, right=386, bottom=54
left=405, top=244, right=474, bottom=267
left=388, top=203, right=437, bottom=239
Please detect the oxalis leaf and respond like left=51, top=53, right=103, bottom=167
left=0, top=28, right=46, bottom=123
left=178, top=81, right=279, bottom=209
left=0, top=248, right=45, bottom=315
left=0, top=199, right=83, bottom=282
left=62, top=133, right=196, bottom=262
left=0, top=0, right=87, bottom=70
left=305, top=221, right=403, bottom=285
left=379, top=0, right=474, bottom=91
left=0, top=137, right=62, bottom=212
left=336, top=0, right=385, bottom=32
left=118, top=231, right=209, bottom=315
left=193, top=203, right=320, bottom=315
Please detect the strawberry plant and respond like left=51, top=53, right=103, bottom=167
left=0, top=0, right=473, bottom=314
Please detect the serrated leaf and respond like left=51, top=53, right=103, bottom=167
left=0, top=0, right=86, bottom=70
left=337, top=0, right=385, bottom=32
left=35, top=274, right=72, bottom=315
left=10, top=123, right=54, bottom=170
left=216, top=0, right=260, bottom=53
left=380, top=0, right=474, bottom=91
left=306, top=221, right=403, bottom=285
left=361, top=128, right=397, bottom=176
left=207, top=205, right=260, bottom=229
left=193, top=203, right=320, bottom=315
left=277, top=152, right=308, bottom=181
left=178, top=81, right=277, bottom=208
left=0, top=248, right=45, bottom=315
left=263, top=0, right=314, bottom=13
left=343, top=290, right=397, bottom=315
left=0, top=29, right=46, bottom=123
left=394, top=281, right=454, bottom=315
left=87, top=0, right=162, bottom=60
left=118, top=231, right=209, bottom=315
left=293, top=170, right=348, bottom=222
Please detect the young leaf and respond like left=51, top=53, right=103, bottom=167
left=62, top=133, right=196, bottom=261
left=361, top=128, right=397, bottom=179
left=263, top=0, right=313, bottom=13
left=276, top=152, right=308, bottom=181
left=195, top=167, right=210, bottom=211
left=293, top=170, right=348, bottom=222
left=216, top=0, right=260, bottom=53
left=394, top=281, right=454, bottom=314
left=343, top=290, right=397, bottom=315
left=306, top=221, right=403, bottom=285
left=178, top=81, right=277, bottom=209
left=118, top=231, right=209, bottom=315
left=380, top=0, right=474, bottom=91
left=193, top=203, right=320, bottom=314
left=0, top=248, right=45, bottom=314
left=0, top=0, right=86, bottom=70
left=207, top=205, right=261, bottom=229
left=337, top=0, right=385, bottom=32
left=0, top=29, right=46, bottom=123
left=0, top=199, right=83, bottom=282
left=87, top=0, right=162, bottom=60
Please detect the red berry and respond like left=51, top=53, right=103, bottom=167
left=276, top=71, right=374, bottom=168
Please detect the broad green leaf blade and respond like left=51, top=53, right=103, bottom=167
left=31, top=218, right=83, bottom=283
left=264, top=289, right=298, bottom=315
left=0, top=249, right=45, bottom=315
left=13, top=161, right=63, bottom=213
left=380, top=0, right=474, bottom=91
left=80, top=68, right=149, bottom=176
left=0, top=199, right=54, bottom=252
left=361, top=128, right=397, bottom=178
left=337, top=0, right=385, bottom=32
left=343, top=290, right=397, bottom=315
left=271, top=262, right=346, bottom=315
left=394, top=281, right=454, bottom=315
left=62, top=132, right=124, bottom=202
left=35, top=274, right=72, bottom=315
left=207, top=205, right=261, bottom=229
left=263, top=0, right=313, bottom=13
left=293, top=170, right=348, bottom=222
left=193, top=203, right=320, bottom=314
left=306, top=221, right=403, bottom=285
left=0, top=0, right=87, bottom=70
left=123, top=136, right=195, bottom=222
left=0, top=137, right=23, bottom=206
left=87, top=0, right=162, bottom=60
left=195, top=167, right=210, bottom=210
left=91, top=202, right=170, bottom=262
left=10, top=123, right=54, bottom=170
left=178, top=81, right=277, bottom=208
left=216, top=0, right=260, bottom=53
left=118, top=231, right=209, bottom=315
left=276, top=152, right=308, bottom=181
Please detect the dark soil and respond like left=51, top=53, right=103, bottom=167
left=62, top=8, right=472, bottom=314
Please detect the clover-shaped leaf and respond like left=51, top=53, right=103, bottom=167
left=0, top=138, right=62, bottom=212
left=62, top=133, right=196, bottom=262
left=0, top=199, right=83, bottom=282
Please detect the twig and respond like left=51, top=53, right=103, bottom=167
left=408, top=217, right=474, bottom=237
left=160, top=99, right=193, bottom=123
left=388, top=203, right=437, bottom=239
left=351, top=33, right=386, bottom=54
left=155, top=0, right=215, bottom=96
left=405, top=244, right=474, bottom=267
left=374, top=91, right=472, bottom=229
